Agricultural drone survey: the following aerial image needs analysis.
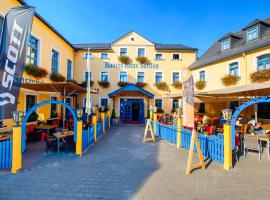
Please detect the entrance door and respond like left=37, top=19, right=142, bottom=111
left=132, top=102, right=140, bottom=121
left=120, top=99, right=144, bottom=122
left=120, top=99, right=132, bottom=121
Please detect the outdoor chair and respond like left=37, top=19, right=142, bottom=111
left=27, top=125, right=43, bottom=142
left=45, top=134, right=58, bottom=153
left=243, top=134, right=262, bottom=161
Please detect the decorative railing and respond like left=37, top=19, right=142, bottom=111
left=0, top=138, right=12, bottom=169
left=156, top=123, right=177, bottom=144
left=105, top=117, right=109, bottom=129
left=97, top=121, right=103, bottom=138
left=82, top=126, right=94, bottom=151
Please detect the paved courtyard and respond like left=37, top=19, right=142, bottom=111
left=1, top=124, right=270, bottom=200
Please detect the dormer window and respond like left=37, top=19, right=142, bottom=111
left=246, top=26, right=259, bottom=42
left=221, top=39, right=231, bottom=51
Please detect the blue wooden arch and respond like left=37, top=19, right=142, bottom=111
left=21, top=100, right=78, bottom=152
left=231, top=97, right=270, bottom=149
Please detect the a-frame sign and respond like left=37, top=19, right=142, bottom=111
left=143, top=119, right=155, bottom=143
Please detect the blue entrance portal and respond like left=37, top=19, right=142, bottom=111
left=120, top=99, right=144, bottom=123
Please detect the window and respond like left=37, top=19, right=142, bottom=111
left=229, top=62, right=239, bottom=76
left=246, top=26, right=259, bottom=42
left=137, top=48, right=145, bottom=57
left=198, top=103, right=205, bottom=114
left=155, top=72, right=163, bottom=83
left=26, top=95, right=37, bottom=112
left=155, top=99, right=163, bottom=109
left=26, top=35, right=39, bottom=66
left=258, top=103, right=270, bottom=119
left=100, top=98, right=108, bottom=107
left=257, top=54, right=270, bottom=71
left=85, top=52, right=92, bottom=59
left=119, top=71, right=128, bottom=82
left=172, top=72, right=180, bottom=83
left=221, top=39, right=231, bottom=51
left=199, top=71, right=205, bottom=81
left=0, top=15, right=4, bottom=39
left=120, top=48, right=127, bottom=56
left=67, top=59, right=72, bottom=80
left=84, top=71, right=92, bottom=81
left=172, top=53, right=181, bottom=60
left=137, top=72, right=145, bottom=83
left=172, top=99, right=179, bottom=109
left=101, top=53, right=108, bottom=59
left=51, top=49, right=59, bottom=74
left=50, top=96, right=58, bottom=117
left=155, top=53, right=163, bottom=60
left=101, top=71, right=109, bottom=81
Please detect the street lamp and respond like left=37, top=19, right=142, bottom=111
left=101, top=106, right=105, bottom=112
left=91, top=107, right=97, bottom=114
left=12, top=110, right=24, bottom=126
left=222, top=108, right=233, bottom=124
left=153, top=106, right=157, bottom=113
left=76, top=108, right=83, bottom=120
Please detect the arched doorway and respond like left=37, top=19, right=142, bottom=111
left=231, top=97, right=270, bottom=150
left=21, top=100, right=78, bottom=152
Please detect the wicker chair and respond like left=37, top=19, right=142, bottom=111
left=243, top=134, right=262, bottom=161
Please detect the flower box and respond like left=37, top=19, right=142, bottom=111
left=250, top=69, right=270, bottom=83
left=50, top=73, right=66, bottom=82
left=154, top=82, right=168, bottom=90
left=136, top=82, right=147, bottom=88
left=25, top=64, right=48, bottom=78
left=81, top=80, right=94, bottom=88
left=98, top=80, right=110, bottom=88
left=136, top=57, right=150, bottom=64
left=118, top=56, right=132, bottom=64
left=221, top=75, right=240, bottom=86
left=172, top=81, right=182, bottom=89
left=117, top=81, right=129, bottom=87
left=195, top=80, right=206, bottom=90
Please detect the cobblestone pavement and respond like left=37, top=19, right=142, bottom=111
left=1, top=124, right=270, bottom=200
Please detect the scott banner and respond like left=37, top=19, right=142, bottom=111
left=182, top=68, right=194, bottom=128
left=0, top=6, right=35, bottom=119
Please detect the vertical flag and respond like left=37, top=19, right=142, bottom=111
left=182, top=68, right=194, bottom=128
left=0, top=6, right=35, bottom=119
left=85, top=49, right=91, bottom=116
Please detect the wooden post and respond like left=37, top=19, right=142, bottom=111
left=150, top=109, right=153, bottom=121
left=143, top=119, right=155, bottom=143
left=224, top=124, right=232, bottom=170
left=107, top=110, right=111, bottom=127
left=76, top=121, right=82, bottom=157
left=92, top=115, right=97, bottom=141
left=186, top=129, right=205, bottom=175
left=101, top=112, right=105, bottom=133
left=153, top=113, right=157, bottom=135
left=177, top=118, right=182, bottom=149
left=11, top=126, right=22, bottom=174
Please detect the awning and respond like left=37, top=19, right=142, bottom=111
left=108, top=83, right=154, bottom=98
left=21, top=82, right=97, bottom=96
left=198, top=83, right=270, bottom=97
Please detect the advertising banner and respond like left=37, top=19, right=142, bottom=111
left=0, top=6, right=35, bottom=118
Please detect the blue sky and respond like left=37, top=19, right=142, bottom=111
left=25, top=0, right=269, bottom=56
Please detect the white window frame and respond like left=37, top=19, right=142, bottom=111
left=246, top=26, right=259, bottom=42
left=99, top=97, right=109, bottom=107
left=137, top=71, right=145, bottom=83
left=101, top=52, right=109, bottom=59
left=154, top=71, right=163, bottom=84
left=50, top=47, right=61, bottom=74
left=221, top=39, right=231, bottom=51
left=137, top=47, right=146, bottom=57
left=154, top=98, right=163, bottom=109
left=66, top=58, right=73, bottom=80
left=24, top=92, right=39, bottom=113
left=85, top=52, right=93, bottom=59
left=119, top=70, right=128, bottom=82
left=172, top=53, right=181, bottom=60
left=198, top=70, right=206, bottom=81
left=100, top=71, right=109, bottom=81
left=50, top=95, right=59, bottom=114
left=119, top=47, right=128, bottom=56
left=155, top=53, right=163, bottom=60
left=84, top=71, right=92, bottom=81
left=253, top=52, right=270, bottom=72
left=28, top=33, right=41, bottom=66
left=171, top=99, right=180, bottom=109
left=226, top=61, right=240, bottom=76
left=171, top=71, right=180, bottom=83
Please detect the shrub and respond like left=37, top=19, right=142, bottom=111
left=172, top=81, right=182, bottom=89
left=195, top=80, right=206, bottom=90
left=154, top=82, right=168, bottom=90
left=51, top=111, right=58, bottom=118
left=111, top=108, right=116, bottom=119
left=28, top=111, right=39, bottom=122
left=98, top=80, right=110, bottom=88
left=50, top=72, right=66, bottom=82
left=221, top=75, right=240, bottom=86
left=117, top=81, right=129, bottom=87
left=136, top=82, right=147, bottom=88
left=118, top=56, right=132, bottom=64
left=136, top=57, right=150, bottom=64
left=24, top=64, right=48, bottom=78
left=250, top=69, right=270, bottom=82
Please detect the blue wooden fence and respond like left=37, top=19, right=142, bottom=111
left=0, top=138, right=12, bottom=169
left=105, top=117, right=109, bottom=129
left=156, top=123, right=177, bottom=144
left=181, top=127, right=224, bottom=164
left=82, top=126, right=95, bottom=151
left=97, top=121, right=103, bottom=138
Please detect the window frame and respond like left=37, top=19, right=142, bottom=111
left=172, top=99, right=180, bottom=109
left=101, top=52, right=109, bottom=59
left=26, top=34, right=41, bottom=66
left=85, top=52, right=93, bottom=59
left=84, top=71, right=92, bottom=81
left=137, top=47, right=146, bottom=57
left=221, top=38, right=231, bottom=51
left=119, top=47, right=128, bottom=56
left=228, top=61, right=240, bottom=76
left=154, top=98, right=163, bottom=109
left=0, top=13, right=4, bottom=41
left=50, top=96, right=58, bottom=116
left=246, top=26, right=259, bottom=42
left=256, top=53, right=270, bottom=71
left=119, top=71, right=128, bottom=82
left=199, top=70, right=206, bottom=81
left=99, top=97, right=109, bottom=107
left=154, top=71, right=163, bottom=84
left=155, top=53, right=163, bottom=60
left=50, top=48, right=60, bottom=74
left=137, top=71, right=145, bottom=83
left=172, top=71, right=180, bottom=83
left=100, top=71, right=109, bottom=81
left=172, top=53, right=181, bottom=60
left=66, top=59, right=73, bottom=80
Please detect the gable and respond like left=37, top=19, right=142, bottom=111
left=112, top=31, right=154, bottom=46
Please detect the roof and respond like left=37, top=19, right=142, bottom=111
left=108, top=83, right=154, bottom=98
left=17, top=0, right=75, bottom=49
left=155, top=44, right=197, bottom=51
left=73, top=43, right=111, bottom=50
left=189, top=17, right=270, bottom=70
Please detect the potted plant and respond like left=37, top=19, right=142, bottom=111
left=221, top=75, right=240, bottom=86
left=156, top=108, right=164, bottom=113
left=195, top=80, right=206, bottom=90
left=118, top=56, right=132, bottom=64
left=136, top=56, right=150, bottom=64
left=136, top=82, right=147, bottom=88
left=110, top=108, right=119, bottom=126
left=50, top=72, right=66, bottom=82
left=250, top=69, right=270, bottom=82
left=172, top=81, right=182, bottom=89
left=98, top=80, right=110, bottom=88
left=24, top=64, right=48, bottom=78
left=27, top=111, right=39, bottom=122
left=51, top=111, right=58, bottom=118
left=154, top=82, right=168, bottom=90
left=117, top=81, right=129, bottom=87
left=81, top=80, right=94, bottom=88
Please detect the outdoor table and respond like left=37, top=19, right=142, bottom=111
left=53, top=131, right=74, bottom=153
left=258, top=134, right=270, bottom=159
left=35, top=125, right=58, bottom=135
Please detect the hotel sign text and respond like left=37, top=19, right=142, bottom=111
left=105, top=62, right=159, bottom=69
